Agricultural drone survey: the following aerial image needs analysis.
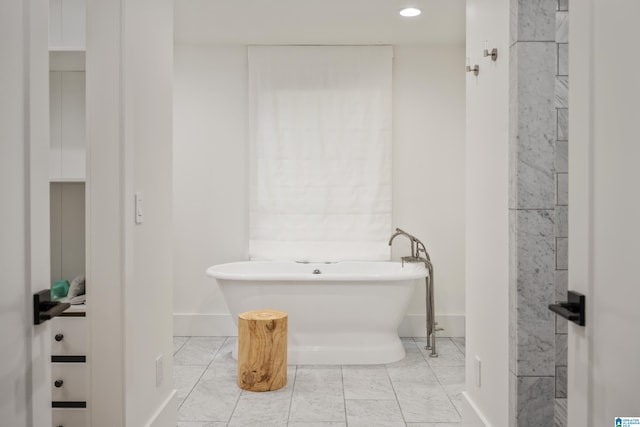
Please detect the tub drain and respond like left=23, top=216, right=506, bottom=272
left=312, top=269, right=321, bottom=274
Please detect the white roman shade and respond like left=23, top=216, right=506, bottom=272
left=248, top=45, right=393, bottom=261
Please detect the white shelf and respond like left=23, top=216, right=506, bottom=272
left=50, top=178, right=85, bottom=183
left=49, top=47, right=85, bottom=52
left=63, top=303, right=87, bottom=314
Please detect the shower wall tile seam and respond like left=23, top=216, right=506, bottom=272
left=509, top=208, right=555, bottom=211
left=509, top=41, right=558, bottom=50
left=512, top=40, right=557, bottom=43
left=509, top=373, right=555, bottom=426
left=510, top=0, right=557, bottom=44
left=513, top=375, right=556, bottom=378
left=554, top=4, right=569, bottom=425
left=556, top=109, right=569, bottom=141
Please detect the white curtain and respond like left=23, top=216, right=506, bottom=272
left=248, top=46, right=393, bottom=261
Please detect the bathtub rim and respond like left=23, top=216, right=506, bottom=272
left=206, top=260, right=428, bottom=282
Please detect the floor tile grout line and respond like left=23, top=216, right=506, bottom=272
left=412, top=337, right=464, bottom=423
left=219, top=336, right=244, bottom=426
left=285, top=365, right=298, bottom=426
left=175, top=336, right=211, bottom=413
left=429, top=338, right=464, bottom=420
left=451, top=337, right=466, bottom=356
left=340, top=365, right=348, bottom=426
left=177, top=336, right=231, bottom=416
left=385, top=347, right=408, bottom=427
left=226, top=388, right=244, bottom=425
left=172, top=336, right=189, bottom=356
left=174, top=336, right=228, bottom=366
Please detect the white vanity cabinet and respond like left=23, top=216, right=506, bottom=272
left=51, top=315, right=87, bottom=356
left=51, top=306, right=88, bottom=426
left=52, top=408, right=88, bottom=427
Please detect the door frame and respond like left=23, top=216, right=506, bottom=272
left=567, top=0, right=591, bottom=425
left=31, top=0, right=55, bottom=424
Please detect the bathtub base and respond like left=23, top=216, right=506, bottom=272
left=207, top=261, right=428, bottom=366
left=232, top=333, right=407, bottom=365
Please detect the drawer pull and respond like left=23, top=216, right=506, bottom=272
left=55, top=333, right=64, bottom=342
left=54, top=379, right=64, bottom=388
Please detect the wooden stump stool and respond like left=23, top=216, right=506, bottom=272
left=237, top=309, right=288, bottom=391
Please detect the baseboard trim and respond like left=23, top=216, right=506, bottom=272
left=145, top=389, right=177, bottom=427
left=398, top=313, right=465, bottom=338
left=174, top=313, right=465, bottom=338
left=174, top=313, right=238, bottom=336
left=461, top=392, right=491, bottom=427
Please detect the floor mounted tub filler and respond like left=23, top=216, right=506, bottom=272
left=206, top=261, right=428, bottom=365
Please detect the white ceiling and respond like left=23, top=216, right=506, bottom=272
left=174, top=0, right=465, bottom=46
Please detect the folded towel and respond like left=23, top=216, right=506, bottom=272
left=67, top=274, right=85, bottom=298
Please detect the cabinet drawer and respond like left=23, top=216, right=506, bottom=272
left=52, top=363, right=87, bottom=402
left=51, top=316, right=87, bottom=356
left=52, top=408, right=88, bottom=427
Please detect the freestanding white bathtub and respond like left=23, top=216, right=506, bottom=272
left=206, top=261, right=428, bottom=365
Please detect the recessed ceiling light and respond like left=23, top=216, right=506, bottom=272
left=399, top=7, right=421, bottom=17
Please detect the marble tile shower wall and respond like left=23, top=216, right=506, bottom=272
left=508, top=0, right=567, bottom=425
left=555, top=0, right=569, bottom=426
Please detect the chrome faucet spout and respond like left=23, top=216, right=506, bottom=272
left=388, top=228, right=417, bottom=256
left=387, top=227, right=415, bottom=244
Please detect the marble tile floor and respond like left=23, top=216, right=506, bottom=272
left=173, top=336, right=465, bottom=427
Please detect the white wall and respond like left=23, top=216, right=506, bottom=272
left=123, top=0, right=176, bottom=425
left=463, top=0, right=510, bottom=425
left=173, top=44, right=466, bottom=337
left=173, top=46, right=249, bottom=335
left=87, top=0, right=176, bottom=425
left=0, top=7, right=30, bottom=424
left=86, top=1, right=125, bottom=423
left=392, top=46, right=466, bottom=335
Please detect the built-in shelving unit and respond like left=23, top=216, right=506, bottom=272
left=49, top=69, right=85, bottom=182
left=48, top=0, right=86, bottom=282
left=49, top=0, right=88, bottom=425
left=49, top=0, right=86, bottom=51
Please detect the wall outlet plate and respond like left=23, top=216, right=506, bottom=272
left=155, top=354, right=163, bottom=387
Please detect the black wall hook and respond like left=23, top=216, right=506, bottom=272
left=549, top=290, right=586, bottom=326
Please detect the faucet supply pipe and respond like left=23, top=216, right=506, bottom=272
left=389, top=228, right=440, bottom=357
